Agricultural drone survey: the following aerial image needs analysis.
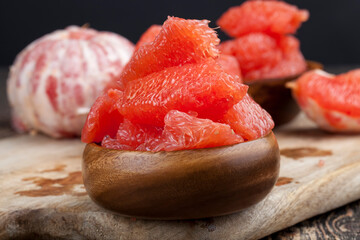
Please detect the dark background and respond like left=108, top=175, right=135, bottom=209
left=1, top=0, right=360, bottom=66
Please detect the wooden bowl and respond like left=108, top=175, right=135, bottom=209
left=247, top=61, right=322, bottom=126
left=82, top=132, right=280, bottom=220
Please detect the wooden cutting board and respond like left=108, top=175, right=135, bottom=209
left=1, top=113, right=360, bottom=240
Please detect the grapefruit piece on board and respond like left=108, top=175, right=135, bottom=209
left=117, top=16, right=220, bottom=88
left=291, top=69, right=360, bottom=132
left=217, top=0, right=309, bottom=38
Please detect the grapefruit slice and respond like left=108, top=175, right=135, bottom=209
left=291, top=69, right=360, bottom=132
left=221, top=94, right=274, bottom=140
left=118, top=17, right=220, bottom=88
left=120, top=59, right=247, bottom=126
left=217, top=0, right=309, bottom=38
left=81, top=89, right=123, bottom=143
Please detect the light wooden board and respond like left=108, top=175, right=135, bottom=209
left=0, top=113, right=360, bottom=240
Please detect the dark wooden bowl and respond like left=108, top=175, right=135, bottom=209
left=247, top=61, right=322, bottom=126
left=82, top=132, right=280, bottom=220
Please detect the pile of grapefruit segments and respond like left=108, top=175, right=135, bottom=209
left=217, top=0, right=309, bottom=82
left=81, top=17, right=274, bottom=151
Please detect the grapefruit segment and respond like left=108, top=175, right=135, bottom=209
left=154, top=110, right=244, bottom=151
left=219, top=33, right=282, bottom=79
left=101, top=135, right=133, bottom=151
left=116, top=119, right=163, bottom=150
left=134, top=25, right=162, bottom=51
left=222, top=94, right=274, bottom=140
left=217, top=0, right=309, bottom=37
left=118, top=17, right=220, bottom=88
left=81, top=89, right=123, bottom=143
left=291, top=69, right=360, bottom=132
left=120, top=59, right=247, bottom=126
left=217, top=54, right=242, bottom=78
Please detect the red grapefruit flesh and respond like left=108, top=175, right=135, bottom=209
left=222, top=94, right=274, bottom=140
left=219, top=34, right=306, bottom=81
left=134, top=25, right=162, bottom=51
left=81, top=89, right=123, bottom=143
left=291, top=69, right=360, bottom=132
left=219, top=33, right=281, bottom=79
left=217, top=54, right=242, bottom=79
left=101, top=136, right=133, bottom=151
left=118, top=17, right=220, bottom=88
left=82, top=16, right=276, bottom=152
left=217, top=0, right=309, bottom=38
left=102, top=111, right=244, bottom=152
left=151, top=110, right=244, bottom=151
left=116, top=119, right=162, bottom=150
left=120, top=59, right=247, bottom=126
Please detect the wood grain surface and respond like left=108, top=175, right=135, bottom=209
left=1, top=67, right=360, bottom=239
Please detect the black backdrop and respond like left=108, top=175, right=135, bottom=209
left=1, top=0, right=360, bottom=66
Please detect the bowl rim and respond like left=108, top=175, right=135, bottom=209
left=87, top=131, right=276, bottom=154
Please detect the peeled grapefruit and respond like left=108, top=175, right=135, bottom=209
left=7, top=26, right=134, bottom=138
left=291, top=69, right=360, bottom=132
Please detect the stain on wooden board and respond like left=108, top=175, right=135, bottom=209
left=15, top=171, right=86, bottom=197
left=280, top=147, right=332, bottom=160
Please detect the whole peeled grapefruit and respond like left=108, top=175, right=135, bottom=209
left=7, top=26, right=134, bottom=138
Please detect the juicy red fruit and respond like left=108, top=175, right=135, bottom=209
left=222, top=94, right=274, bottom=141
left=117, top=17, right=220, bottom=88
left=217, top=0, right=309, bottom=37
left=155, top=110, right=244, bottom=151
left=81, top=89, right=123, bottom=143
left=219, top=33, right=306, bottom=81
left=82, top=16, right=275, bottom=152
left=134, top=25, right=162, bottom=51
left=120, top=59, right=247, bottom=126
left=217, top=54, right=242, bottom=78
left=102, top=110, right=244, bottom=152
left=293, top=70, right=360, bottom=117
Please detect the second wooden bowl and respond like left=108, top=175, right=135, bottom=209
left=247, top=61, right=322, bottom=126
left=82, top=132, right=280, bottom=220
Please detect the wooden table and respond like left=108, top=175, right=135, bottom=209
left=0, top=67, right=359, bottom=239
